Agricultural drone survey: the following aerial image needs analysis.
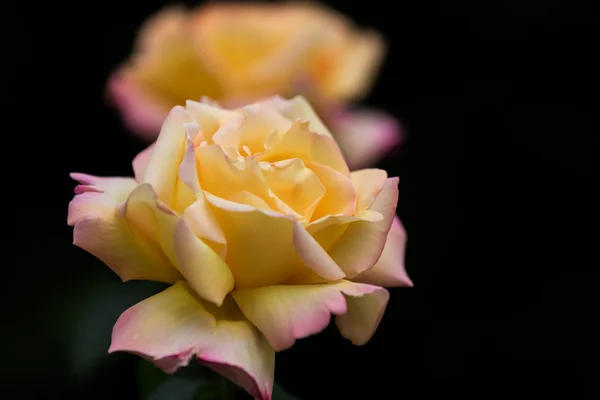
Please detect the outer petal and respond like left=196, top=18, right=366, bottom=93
left=142, top=105, right=196, bottom=211
left=132, top=144, right=155, bottom=182
left=205, top=193, right=344, bottom=289
left=67, top=174, right=180, bottom=283
left=327, top=32, right=386, bottom=101
left=308, top=162, right=356, bottom=220
left=331, top=108, right=404, bottom=170
left=351, top=168, right=388, bottom=213
left=106, top=68, right=169, bottom=140
left=309, top=177, right=399, bottom=278
left=110, top=282, right=274, bottom=400
left=233, top=280, right=389, bottom=351
left=353, top=216, right=412, bottom=287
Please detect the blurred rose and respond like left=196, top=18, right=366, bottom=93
left=108, top=2, right=403, bottom=169
left=68, top=96, right=411, bottom=400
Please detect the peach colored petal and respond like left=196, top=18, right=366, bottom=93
left=110, top=282, right=274, bottom=400
left=142, top=105, right=196, bottom=212
left=308, top=162, right=356, bottom=220
left=259, top=96, right=334, bottom=139
left=327, top=31, right=386, bottom=101
left=331, top=108, right=404, bottom=170
left=310, top=178, right=399, bottom=278
left=67, top=174, right=180, bottom=283
left=132, top=144, right=155, bottom=183
left=353, top=216, right=412, bottom=287
left=261, top=120, right=350, bottom=178
left=232, top=280, right=388, bottom=351
left=260, top=158, right=325, bottom=221
left=173, top=219, right=234, bottom=306
left=351, top=168, right=388, bottom=213
left=106, top=68, right=169, bottom=140
left=204, top=193, right=344, bottom=289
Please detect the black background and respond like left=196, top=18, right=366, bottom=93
left=11, top=0, right=596, bottom=399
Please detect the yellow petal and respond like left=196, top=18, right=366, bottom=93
left=68, top=174, right=180, bottom=283
left=213, top=104, right=291, bottom=155
left=308, top=178, right=399, bottom=278
left=261, top=158, right=325, bottom=221
left=261, top=120, right=350, bottom=178
left=142, top=105, right=196, bottom=212
left=173, top=219, right=234, bottom=306
left=185, top=100, right=238, bottom=143
left=353, top=216, right=413, bottom=287
left=308, top=162, right=356, bottom=220
left=264, top=95, right=334, bottom=139
left=326, top=31, right=385, bottom=101
left=351, top=168, right=388, bottom=213
left=110, top=282, right=274, bottom=400
left=132, top=144, right=155, bottom=183
left=233, top=280, right=388, bottom=351
left=205, top=193, right=344, bottom=289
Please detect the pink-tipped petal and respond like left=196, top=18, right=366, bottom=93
left=68, top=174, right=180, bottom=283
left=110, top=282, right=274, bottom=400
left=232, top=280, right=389, bottom=351
left=353, top=216, right=412, bottom=287
left=132, top=144, right=155, bottom=183
left=332, top=108, right=404, bottom=170
left=311, top=177, right=399, bottom=279
left=106, top=69, right=169, bottom=140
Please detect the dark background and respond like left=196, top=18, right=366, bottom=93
left=12, top=0, right=596, bottom=399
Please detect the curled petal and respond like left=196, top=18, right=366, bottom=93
left=132, top=144, right=155, bottom=182
left=106, top=69, right=168, bottom=140
left=309, top=177, right=399, bottom=278
left=205, top=193, right=344, bottom=289
left=308, top=162, right=356, bottom=220
left=332, top=109, right=404, bottom=170
left=142, top=105, right=196, bottom=209
left=353, top=216, right=412, bottom=287
left=351, top=168, right=388, bottom=214
left=233, top=280, right=388, bottom=351
left=68, top=174, right=180, bottom=283
left=264, top=95, right=334, bottom=139
left=110, top=282, right=274, bottom=400
left=261, top=120, right=350, bottom=177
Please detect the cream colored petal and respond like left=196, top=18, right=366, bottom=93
left=351, top=168, right=388, bottom=214
left=142, top=105, right=196, bottom=210
left=132, top=144, right=155, bottom=183
left=68, top=174, right=181, bottom=283
left=308, top=162, right=356, bottom=220
left=261, top=158, right=325, bottom=221
left=233, top=280, right=388, bottom=351
left=204, top=193, right=344, bottom=289
left=263, top=95, right=334, bottom=139
left=110, top=282, right=274, bottom=400
left=261, top=120, right=350, bottom=177
left=353, top=216, right=412, bottom=287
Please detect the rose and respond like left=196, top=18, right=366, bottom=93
left=107, top=2, right=403, bottom=170
left=68, top=96, right=411, bottom=400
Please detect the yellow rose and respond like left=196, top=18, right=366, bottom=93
left=68, top=96, right=411, bottom=400
left=108, top=2, right=402, bottom=170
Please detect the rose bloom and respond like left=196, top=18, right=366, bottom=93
left=68, top=96, right=411, bottom=400
left=108, top=2, right=403, bottom=170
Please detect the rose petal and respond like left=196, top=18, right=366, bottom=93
left=261, top=120, right=350, bottom=178
left=353, top=216, right=412, bottom=287
left=327, top=31, right=385, bottom=101
left=106, top=69, right=169, bottom=140
left=309, top=177, right=399, bottom=278
left=264, top=95, right=334, bottom=139
left=308, top=162, right=356, bottom=220
left=351, top=168, right=388, bottom=213
left=233, top=280, right=388, bottom=351
left=332, top=108, right=403, bottom=170
left=68, top=174, right=180, bottom=283
left=142, top=105, right=196, bottom=212
left=173, top=219, right=234, bottom=306
left=110, top=282, right=274, bottom=400
left=132, top=144, right=155, bottom=182
left=261, top=158, right=325, bottom=221
left=204, top=192, right=344, bottom=289
left=185, top=100, right=238, bottom=144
